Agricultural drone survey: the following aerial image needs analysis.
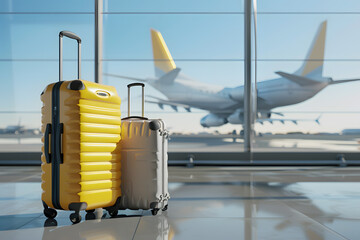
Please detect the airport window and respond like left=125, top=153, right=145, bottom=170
left=1, top=0, right=360, bottom=163
left=253, top=0, right=360, bottom=154
left=0, top=1, right=94, bottom=155
left=3, top=1, right=360, bottom=239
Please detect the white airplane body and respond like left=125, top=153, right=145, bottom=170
left=106, top=21, right=360, bottom=127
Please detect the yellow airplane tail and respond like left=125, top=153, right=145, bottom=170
left=297, top=21, right=327, bottom=78
left=151, top=29, right=176, bottom=77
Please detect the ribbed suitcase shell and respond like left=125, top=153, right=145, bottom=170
left=119, top=118, right=169, bottom=210
left=41, top=80, right=121, bottom=211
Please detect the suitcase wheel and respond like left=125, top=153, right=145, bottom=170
left=44, top=208, right=57, bottom=219
left=44, top=218, right=58, bottom=227
left=85, top=212, right=96, bottom=220
left=108, top=209, right=118, bottom=218
left=70, top=212, right=81, bottom=224
left=162, top=204, right=168, bottom=212
left=151, top=208, right=159, bottom=216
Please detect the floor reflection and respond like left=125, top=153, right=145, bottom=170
left=1, top=166, right=360, bottom=239
left=41, top=213, right=174, bottom=240
left=247, top=182, right=345, bottom=240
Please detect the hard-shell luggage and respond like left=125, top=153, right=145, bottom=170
left=119, top=83, right=170, bottom=215
left=41, top=31, right=122, bottom=224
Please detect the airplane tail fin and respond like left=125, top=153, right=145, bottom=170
left=296, top=21, right=327, bottom=79
left=151, top=29, right=177, bottom=77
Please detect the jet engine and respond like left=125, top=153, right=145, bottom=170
left=258, top=112, right=271, bottom=119
left=227, top=109, right=244, bottom=124
left=200, top=114, right=228, bottom=127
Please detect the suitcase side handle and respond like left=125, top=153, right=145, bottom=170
left=59, top=31, right=81, bottom=82
left=44, top=123, right=51, bottom=163
left=59, top=123, right=64, bottom=164
left=127, top=83, right=145, bottom=118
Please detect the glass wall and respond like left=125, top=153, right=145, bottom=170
left=1, top=0, right=360, bottom=156
left=0, top=0, right=94, bottom=152
left=253, top=0, right=360, bottom=152
left=0, top=0, right=245, bottom=153
left=103, top=1, right=244, bottom=152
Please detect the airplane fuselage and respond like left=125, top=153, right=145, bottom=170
left=148, top=74, right=329, bottom=118
left=150, top=75, right=239, bottom=112
left=256, top=78, right=328, bottom=110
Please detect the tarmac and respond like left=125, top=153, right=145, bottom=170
left=0, top=133, right=359, bottom=152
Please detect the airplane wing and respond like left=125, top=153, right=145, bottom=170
left=257, top=116, right=321, bottom=125
left=275, top=71, right=323, bottom=86
left=276, top=71, right=360, bottom=86
left=271, top=112, right=284, bottom=117
left=257, top=118, right=299, bottom=125
left=146, top=96, right=192, bottom=112
left=104, top=68, right=181, bottom=85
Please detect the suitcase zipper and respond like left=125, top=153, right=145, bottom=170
left=51, top=81, right=63, bottom=210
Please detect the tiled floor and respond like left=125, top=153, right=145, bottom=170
left=1, top=166, right=360, bottom=239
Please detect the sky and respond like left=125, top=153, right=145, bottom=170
left=1, top=0, right=360, bottom=134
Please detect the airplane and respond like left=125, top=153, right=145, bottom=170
left=105, top=21, right=360, bottom=128
left=0, top=118, right=25, bottom=134
left=0, top=118, right=40, bottom=135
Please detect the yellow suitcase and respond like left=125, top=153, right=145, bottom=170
left=41, top=31, right=121, bottom=224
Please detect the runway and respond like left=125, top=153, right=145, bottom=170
left=1, top=133, right=359, bottom=152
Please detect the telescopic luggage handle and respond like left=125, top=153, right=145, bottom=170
left=59, top=31, right=81, bottom=82
left=126, top=83, right=147, bottom=120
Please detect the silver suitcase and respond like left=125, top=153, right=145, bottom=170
left=120, top=83, right=170, bottom=215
